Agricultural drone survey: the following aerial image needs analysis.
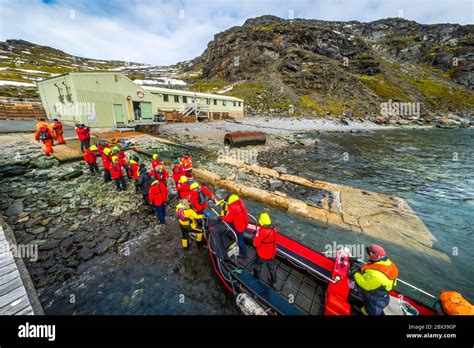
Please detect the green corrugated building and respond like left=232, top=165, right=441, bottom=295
left=37, top=72, right=244, bottom=128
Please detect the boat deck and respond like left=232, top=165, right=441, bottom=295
left=237, top=247, right=326, bottom=315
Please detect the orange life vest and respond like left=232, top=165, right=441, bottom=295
left=361, top=261, right=399, bottom=280
left=439, top=291, right=474, bottom=315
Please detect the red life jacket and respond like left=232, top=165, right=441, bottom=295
left=130, top=163, right=140, bottom=180
left=172, top=165, right=184, bottom=183
left=83, top=149, right=97, bottom=164
left=222, top=199, right=249, bottom=233
left=181, top=156, right=192, bottom=171
left=110, top=163, right=123, bottom=179
left=149, top=182, right=169, bottom=206
left=101, top=154, right=112, bottom=170
left=176, top=182, right=191, bottom=200
left=150, top=168, right=169, bottom=184
left=254, top=226, right=277, bottom=260
left=118, top=152, right=127, bottom=166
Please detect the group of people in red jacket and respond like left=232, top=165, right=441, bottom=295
left=173, top=155, right=279, bottom=286
left=83, top=144, right=279, bottom=286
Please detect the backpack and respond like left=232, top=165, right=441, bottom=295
left=177, top=208, right=187, bottom=221
left=38, top=126, right=51, bottom=140
left=197, top=188, right=207, bottom=205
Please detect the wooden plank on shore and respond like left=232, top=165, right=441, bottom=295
left=0, top=262, right=17, bottom=277
left=0, top=294, right=31, bottom=315
left=0, top=284, right=27, bottom=310
left=0, top=276, right=23, bottom=296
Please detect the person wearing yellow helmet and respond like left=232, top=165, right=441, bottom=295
left=221, top=194, right=249, bottom=257
left=176, top=199, right=204, bottom=250
left=253, top=212, right=278, bottom=287
left=176, top=176, right=191, bottom=200
left=83, top=145, right=99, bottom=175
left=110, top=155, right=127, bottom=191
left=101, top=147, right=113, bottom=183
left=150, top=164, right=169, bottom=185
left=189, top=181, right=215, bottom=213
left=151, top=153, right=164, bottom=169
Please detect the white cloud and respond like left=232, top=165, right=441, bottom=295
left=0, top=0, right=471, bottom=65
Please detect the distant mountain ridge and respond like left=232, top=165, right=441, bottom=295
left=1, top=15, right=473, bottom=123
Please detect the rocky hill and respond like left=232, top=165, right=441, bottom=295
left=0, top=39, right=190, bottom=98
left=1, top=16, right=473, bottom=123
left=192, top=16, right=474, bottom=122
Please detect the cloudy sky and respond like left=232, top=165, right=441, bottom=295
left=0, top=0, right=472, bottom=65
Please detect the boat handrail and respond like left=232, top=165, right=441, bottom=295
left=324, top=250, right=438, bottom=299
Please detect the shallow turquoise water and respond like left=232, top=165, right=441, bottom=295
left=259, top=128, right=474, bottom=304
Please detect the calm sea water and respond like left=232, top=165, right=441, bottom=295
left=258, top=128, right=474, bottom=304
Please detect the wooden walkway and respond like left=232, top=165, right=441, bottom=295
left=0, top=225, right=38, bottom=315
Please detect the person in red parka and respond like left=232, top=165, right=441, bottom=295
left=129, top=156, right=140, bottom=192
left=221, top=194, right=249, bottom=257
left=189, top=181, right=215, bottom=213
left=75, top=123, right=91, bottom=152
left=101, top=147, right=112, bottom=183
left=176, top=176, right=191, bottom=200
left=253, top=212, right=278, bottom=286
left=150, top=165, right=169, bottom=185
left=97, top=141, right=110, bottom=155
left=52, top=118, right=66, bottom=145
left=34, top=123, right=57, bottom=156
left=172, top=159, right=185, bottom=184
left=149, top=179, right=168, bottom=224
left=181, top=152, right=193, bottom=178
left=84, top=145, right=99, bottom=174
left=110, top=156, right=127, bottom=191
left=151, top=153, right=164, bottom=168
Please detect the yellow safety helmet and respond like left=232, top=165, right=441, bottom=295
left=227, top=194, right=239, bottom=205
left=179, top=176, right=188, bottom=183
left=153, top=153, right=158, bottom=160
left=129, top=159, right=137, bottom=164
left=259, top=213, right=271, bottom=226
left=111, top=156, right=119, bottom=162
left=176, top=203, right=185, bottom=211
left=89, top=145, right=98, bottom=151
left=103, top=148, right=111, bottom=155
left=151, top=180, right=159, bottom=186
left=113, top=146, right=120, bottom=153
left=190, top=182, right=200, bottom=190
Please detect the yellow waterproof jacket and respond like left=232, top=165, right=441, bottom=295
left=354, top=259, right=397, bottom=292
left=177, top=207, right=203, bottom=231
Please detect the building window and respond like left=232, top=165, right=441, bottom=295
left=238, top=102, right=242, bottom=107
left=206, top=98, right=210, bottom=105
left=183, top=96, right=187, bottom=103
left=223, top=100, right=227, bottom=106
left=233, top=101, right=237, bottom=107
left=213, top=99, right=217, bottom=106
left=174, top=95, right=179, bottom=103
left=163, top=94, right=169, bottom=102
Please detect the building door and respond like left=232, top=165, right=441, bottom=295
left=113, top=104, right=125, bottom=124
left=140, top=102, right=153, bottom=121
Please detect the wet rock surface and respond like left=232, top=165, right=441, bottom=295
left=0, top=134, right=238, bottom=314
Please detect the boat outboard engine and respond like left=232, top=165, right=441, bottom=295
left=236, top=293, right=268, bottom=315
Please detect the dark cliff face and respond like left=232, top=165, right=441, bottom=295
left=195, top=16, right=474, bottom=119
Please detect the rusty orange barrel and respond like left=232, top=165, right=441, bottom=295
left=224, top=131, right=266, bottom=148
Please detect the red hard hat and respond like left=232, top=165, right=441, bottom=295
left=366, top=244, right=386, bottom=261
